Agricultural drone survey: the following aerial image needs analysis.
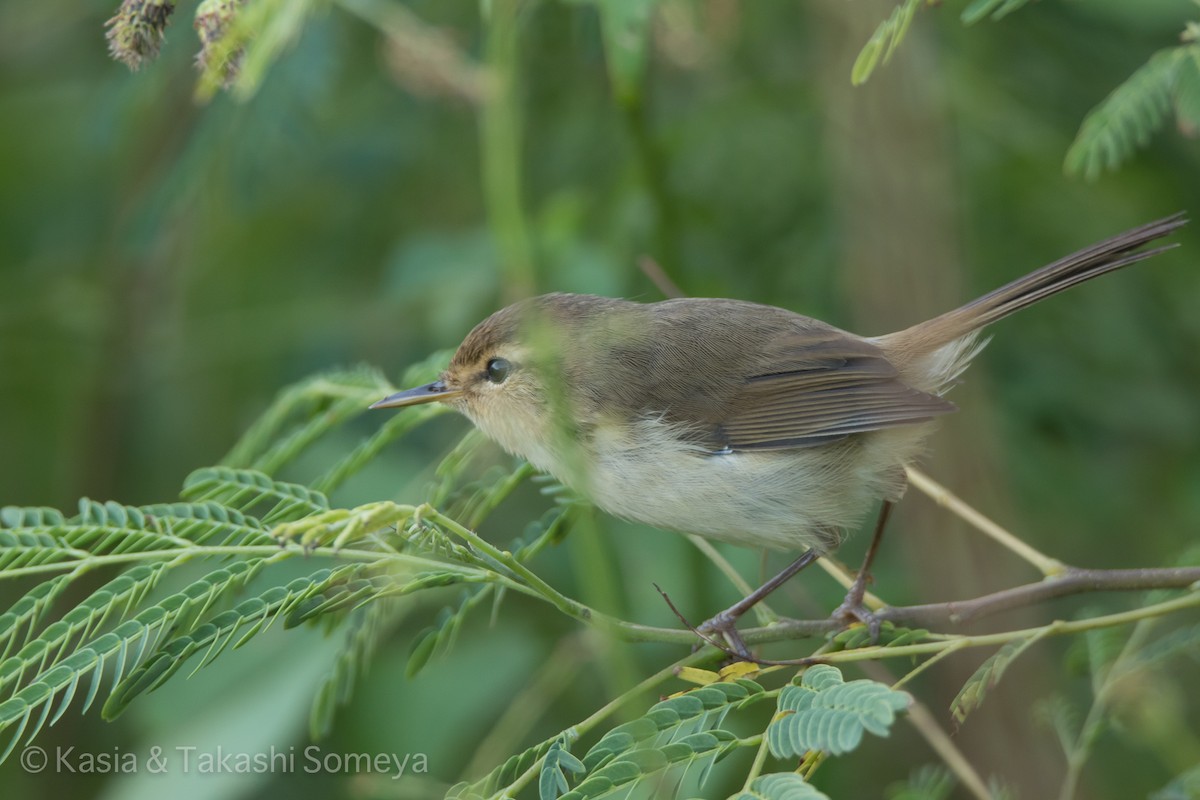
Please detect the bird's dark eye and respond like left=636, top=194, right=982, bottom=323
left=486, top=357, right=511, bottom=383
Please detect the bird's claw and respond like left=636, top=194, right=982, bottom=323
left=696, top=610, right=754, bottom=661
left=831, top=600, right=882, bottom=643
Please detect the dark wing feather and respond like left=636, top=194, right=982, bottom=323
left=717, top=330, right=956, bottom=451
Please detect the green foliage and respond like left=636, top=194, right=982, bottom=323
left=852, top=0, right=926, bottom=87
left=1151, top=764, right=1200, bottom=800
left=850, top=0, right=1200, bottom=176
left=582, top=682, right=761, bottom=769
left=560, top=730, right=737, bottom=799
left=1065, top=46, right=1200, bottom=179
left=591, top=0, right=659, bottom=107
left=183, top=467, right=330, bottom=523
left=767, top=665, right=911, bottom=758
left=309, top=600, right=405, bottom=739
left=950, top=633, right=1045, bottom=724
left=886, top=765, right=955, bottom=800
left=826, top=621, right=930, bottom=652
left=733, top=773, right=831, bottom=800
left=539, top=738, right=587, bottom=800
left=450, top=735, right=565, bottom=800
left=959, top=0, right=1032, bottom=25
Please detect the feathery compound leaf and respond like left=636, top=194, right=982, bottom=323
left=539, top=737, right=586, bottom=800
left=313, top=402, right=448, bottom=494
left=767, top=665, right=911, bottom=758
left=828, top=621, right=930, bottom=651
left=450, top=735, right=563, bottom=799
left=271, top=502, right=416, bottom=551
left=137, top=501, right=273, bottom=546
left=852, top=0, right=924, bottom=86
left=960, top=0, right=1032, bottom=25
left=102, top=567, right=347, bottom=720
left=221, top=364, right=392, bottom=469
left=560, top=730, right=738, bottom=800
left=1172, top=49, right=1200, bottom=134
left=0, top=560, right=273, bottom=760
left=182, top=467, right=329, bottom=523
left=583, top=682, right=762, bottom=772
left=310, top=600, right=406, bottom=740
left=0, top=530, right=85, bottom=573
left=951, top=633, right=1044, bottom=724
left=1065, top=47, right=1194, bottom=179
left=1126, top=621, right=1200, bottom=671
left=733, top=772, right=831, bottom=800
left=1, top=507, right=66, bottom=528
left=0, top=564, right=169, bottom=698
left=0, top=575, right=72, bottom=661
left=405, top=585, right=495, bottom=679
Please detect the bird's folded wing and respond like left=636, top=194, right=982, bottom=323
left=715, top=330, right=956, bottom=450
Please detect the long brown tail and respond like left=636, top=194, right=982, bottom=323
left=886, top=213, right=1187, bottom=356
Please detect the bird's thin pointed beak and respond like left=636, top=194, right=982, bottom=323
left=369, top=381, right=463, bottom=409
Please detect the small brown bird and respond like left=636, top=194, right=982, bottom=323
left=372, top=214, right=1186, bottom=655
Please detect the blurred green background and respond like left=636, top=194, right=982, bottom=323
left=2, top=1, right=1199, bottom=798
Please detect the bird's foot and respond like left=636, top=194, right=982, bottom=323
left=653, top=583, right=756, bottom=661
left=696, top=609, right=754, bottom=661
left=831, top=598, right=882, bottom=643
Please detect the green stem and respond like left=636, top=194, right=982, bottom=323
left=805, top=592, right=1200, bottom=666
left=491, top=649, right=721, bottom=799
left=480, top=0, right=536, bottom=299
left=741, top=733, right=772, bottom=789
left=1057, top=618, right=1158, bottom=800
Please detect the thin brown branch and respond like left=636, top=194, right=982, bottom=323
left=761, top=565, right=1200, bottom=638
left=637, top=254, right=685, bottom=299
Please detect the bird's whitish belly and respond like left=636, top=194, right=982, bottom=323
left=569, top=416, right=933, bottom=553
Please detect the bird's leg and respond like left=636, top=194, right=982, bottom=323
left=696, top=548, right=822, bottom=659
left=831, top=501, right=894, bottom=639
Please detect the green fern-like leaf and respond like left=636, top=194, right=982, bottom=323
left=182, top=467, right=330, bottom=524
left=1065, top=47, right=1195, bottom=179
left=0, top=575, right=72, bottom=660
left=0, top=507, right=66, bottom=528
left=852, top=0, right=925, bottom=86
left=733, top=772, right=832, bottom=800
left=951, top=634, right=1044, bottom=724
left=539, top=737, right=587, bottom=800
left=270, top=502, right=416, bottom=551
left=828, top=621, right=930, bottom=651
left=101, top=566, right=360, bottom=720
left=309, top=600, right=406, bottom=740
left=0, top=560, right=273, bottom=760
left=1175, top=50, right=1200, bottom=133
left=582, top=681, right=765, bottom=773
left=560, top=730, right=738, bottom=800
left=767, top=665, right=911, bottom=758
left=137, top=501, right=274, bottom=546
left=220, top=365, right=392, bottom=469
left=450, top=735, right=564, bottom=800
left=1126, top=621, right=1200, bottom=671
left=960, top=0, right=1032, bottom=25
left=0, top=531, right=81, bottom=572
left=0, top=564, right=170, bottom=698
